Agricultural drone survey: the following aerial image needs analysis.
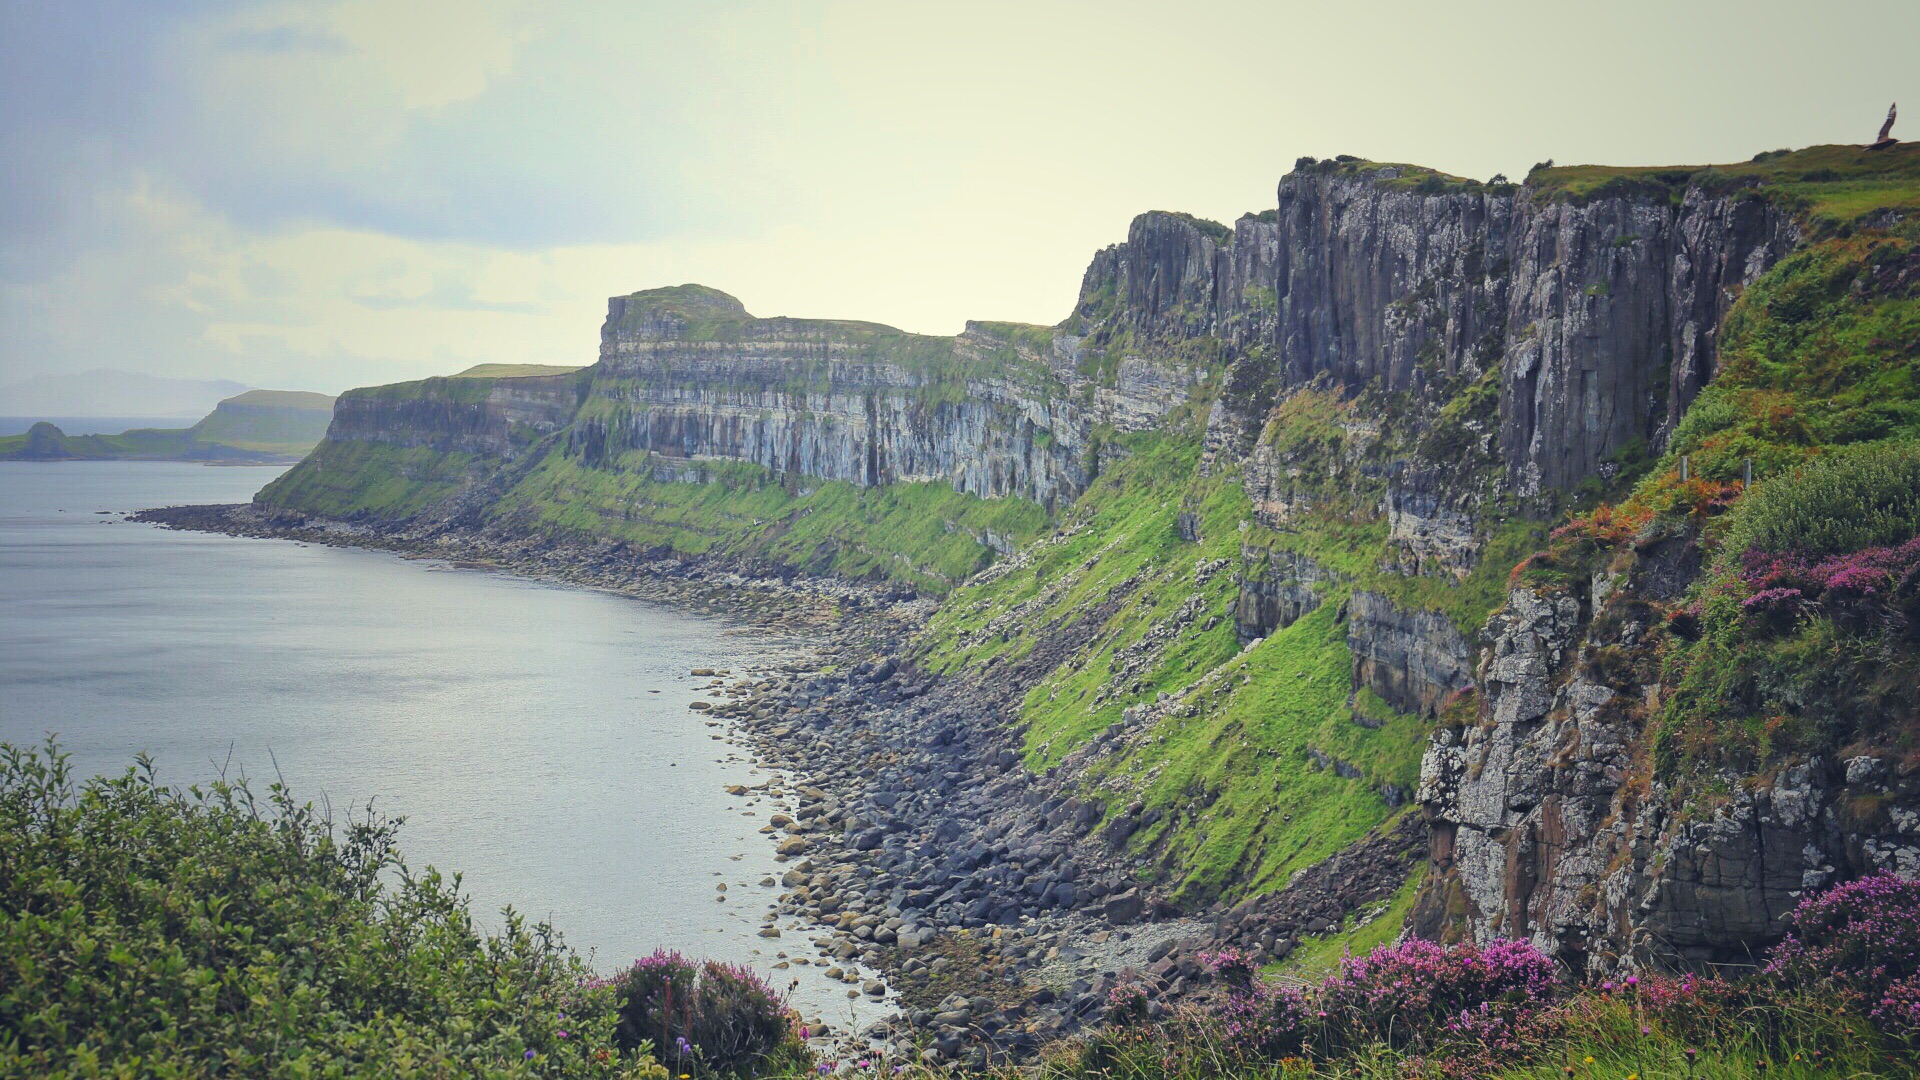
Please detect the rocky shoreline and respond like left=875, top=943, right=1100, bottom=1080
left=130, top=503, right=908, bottom=637
left=134, top=503, right=1423, bottom=1066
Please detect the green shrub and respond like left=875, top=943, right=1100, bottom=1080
left=1649, top=442, right=1920, bottom=775
left=0, top=741, right=667, bottom=1079
left=1667, top=385, right=1745, bottom=452
left=606, top=952, right=805, bottom=1078
left=1725, top=441, right=1920, bottom=557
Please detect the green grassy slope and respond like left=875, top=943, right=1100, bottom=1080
left=490, top=449, right=1048, bottom=594
left=255, top=440, right=489, bottom=518
left=918, top=417, right=1438, bottom=905
left=262, top=437, right=1050, bottom=595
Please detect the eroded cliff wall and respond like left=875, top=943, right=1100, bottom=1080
left=1402, top=147, right=1920, bottom=974
left=582, top=295, right=1094, bottom=506
left=1179, top=162, right=1799, bottom=500
left=270, top=161, right=1798, bottom=544
left=255, top=147, right=1919, bottom=968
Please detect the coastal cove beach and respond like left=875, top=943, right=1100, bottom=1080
left=0, top=460, right=887, bottom=1033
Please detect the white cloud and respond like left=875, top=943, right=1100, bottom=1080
left=4, top=180, right=583, bottom=392
left=328, top=0, right=527, bottom=112
left=4, top=176, right=921, bottom=393
left=5, top=0, right=1917, bottom=396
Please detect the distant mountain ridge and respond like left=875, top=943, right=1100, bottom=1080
left=0, top=389, right=336, bottom=462
left=0, top=369, right=251, bottom=418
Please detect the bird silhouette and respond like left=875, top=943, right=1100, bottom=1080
left=1870, top=102, right=1898, bottom=150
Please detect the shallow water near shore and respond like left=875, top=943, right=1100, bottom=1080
left=0, top=461, right=881, bottom=1029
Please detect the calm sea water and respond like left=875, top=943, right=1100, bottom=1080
left=0, top=461, right=873, bottom=1025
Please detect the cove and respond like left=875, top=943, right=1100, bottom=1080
left=0, top=461, right=877, bottom=1029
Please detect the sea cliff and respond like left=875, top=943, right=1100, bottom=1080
left=169, top=143, right=1920, bottom=1015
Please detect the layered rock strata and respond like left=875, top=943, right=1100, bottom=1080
left=280, top=162, right=1799, bottom=532
left=1416, top=574, right=1920, bottom=974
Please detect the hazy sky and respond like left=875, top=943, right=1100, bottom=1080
left=2, top=1, right=1915, bottom=394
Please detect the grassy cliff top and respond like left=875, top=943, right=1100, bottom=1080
left=606, top=283, right=954, bottom=350
left=1132, top=210, right=1234, bottom=244
left=612, top=283, right=751, bottom=320
left=450, top=364, right=585, bottom=379
left=350, top=376, right=507, bottom=404
left=1289, top=156, right=1495, bottom=194
left=1529, top=142, right=1920, bottom=227
left=219, top=389, right=336, bottom=409
left=964, top=320, right=1056, bottom=347
left=1287, top=144, right=1920, bottom=230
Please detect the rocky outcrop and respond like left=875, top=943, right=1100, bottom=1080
left=1662, top=186, right=1802, bottom=434
left=1189, top=165, right=1797, bottom=500
left=1384, top=474, right=1480, bottom=579
left=1415, top=588, right=1603, bottom=953
left=1233, top=407, right=1387, bottom=530
left=585, top=313, right=1096, bottom=507
left=1232, top=546, right=1333, bottom=643
left=324, top=372, right=580, bottom=459
left=1347, top=590, right=1474, bottom=718
left=12, top=421, right=73, bottom=459
left=1417, top=579, right=1920, bottom=974
left=1072, top=211, right=1281, bottom=352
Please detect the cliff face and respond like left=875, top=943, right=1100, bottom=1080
left=1417, top=572, right=1920, bottom=974
left=583, top=302, right=1093, bottom=507
left=1070, top=210, right=1280, bottom=353
left=1404, top=146, right=1920, bottom=973
left=257, top=145, right=1920, bottom=965
left=322, top=374, right=580, bottom=458
left=1232, top=546, right=1331, bottom=644
left=1182, top=165, right=1799, bottom=499
left=1072, top=168, right=1800, bottom=756
left=1347, top=590, right=1473, bottom=718
left=948, top=151, right=1909, bottom=957
left=287, top=283, right=1209, bottom=525
left=274, top=164, right=1796, bottom=534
